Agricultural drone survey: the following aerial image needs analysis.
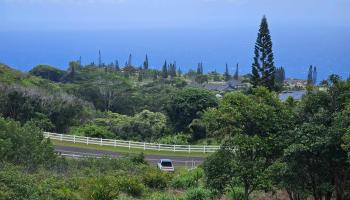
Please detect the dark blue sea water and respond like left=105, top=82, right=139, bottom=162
left=0, top=27, right=349, bottom=81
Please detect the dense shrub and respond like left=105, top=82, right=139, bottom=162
left=130, top=152, right=147, bottom=165
left=29, top=65, right=66, bottom=82
left=69, top=124, right=114, bottom=138
left=37, top=177, right=81, bottom=200
left=189, top=119, right=207, bottom=141
left=158, top=133, right=190, bottom=145
left=171, top=168, right=203, bottom=189
left=227, top=187, right=245, bottom=200
left=0, top=117, right=56, bottom=169
left=0, top=164, right=39, bottom=200
left=185, top=187, right=211, bottom=200
left=87, top=176, right=120, bottom=200
left=166, top=88, right=218, bottom=132
left=142, top=169, right=169, bottom=189
left=117, top=176, right=145, bottom=197
left=149, top=192, right=180, bottom=200
left=94, top=110, right=167, bottom=141
left=0, top=83, right=94, bottom=132
left=29, top=112, right=55, bottom=131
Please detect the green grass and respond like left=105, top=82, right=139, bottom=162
left=51, top=139, right=211, bottom=158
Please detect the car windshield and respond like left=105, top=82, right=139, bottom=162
left=161, top=161, right=172, bottom=167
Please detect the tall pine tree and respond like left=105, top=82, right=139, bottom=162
left=197, top=62, right=203, bottom=75
left=275, top=66, right=285, bottom=85
left=128, top=54, right=132, bottom=66
left=233, top=63, right=239, bottom=80
left=143, top=55, right=149, bottom=70
left=162, top=60, right=168, bottom=79
left=115, top=60, right=120, bottom=71
left=313, top=66, right=317, bottom=85
left=251, top=16, right=276, bottom=90
left=98, top=50, right=102, bottom=68
left=307, top=65, right=313, bottom=85
left=224, top=63, right=231, bottom=81
left=169, top=62, right=177, bottom=78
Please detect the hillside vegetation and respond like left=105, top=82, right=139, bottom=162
left=1, top=60, right=350, bottom=199
left=0, top=62, right=222, bottom=144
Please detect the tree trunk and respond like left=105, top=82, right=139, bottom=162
left=244, top=184, right=249, bottom=200
left=287, top=190, right=294, bottom=200
left=335, top=170, right=345, bottom=200
left=325, top=191, right=332, bottom=200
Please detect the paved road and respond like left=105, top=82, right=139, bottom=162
left=54, top=145, right=205, bottom=167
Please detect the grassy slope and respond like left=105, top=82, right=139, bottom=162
left=52, top=139, right=211, bottom=158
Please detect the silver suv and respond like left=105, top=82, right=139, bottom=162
left=157, top=159, right=174, bottom=172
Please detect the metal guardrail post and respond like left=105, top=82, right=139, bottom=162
left=86, top=137, right=89, bottom=145
left=173, top=145, right=176, bottom=152
left=129, top=141, right=131, bottom=149
left=204, top=145, right=206, bottom=153
left=100, top=138, right=102, bottom=146
left=60, top=134, right=63, bottom=141
left=74, top=135, right=76, bottom=143
left=189, top=145, right=191, bottom=153
left=158, top=144, right=160, bottom=151
left=114, top=140, right=117, bottom=147
left=143, top=142, right=146, bottom=150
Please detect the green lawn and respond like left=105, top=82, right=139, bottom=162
left=51, top=139, right=212, bottom=158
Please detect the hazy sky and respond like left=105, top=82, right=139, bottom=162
left=1, top=0, right=349, bottom=31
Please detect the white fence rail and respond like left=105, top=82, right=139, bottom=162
left=44, top=132, right=220, bottom=153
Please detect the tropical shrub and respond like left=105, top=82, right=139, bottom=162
left=142, top=169, right=169, bottom=189
left=171, top=168, right=203, bottom=189
left=0, top=117, right=56, bottom=169
left=69, top=124, right=114, bottom=138
left=184, top=187, right=211, bottom=200
left=117, top=176, right=145, bottom=197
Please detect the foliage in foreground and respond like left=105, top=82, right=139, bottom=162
left=203, top=76, right=350, bottom=200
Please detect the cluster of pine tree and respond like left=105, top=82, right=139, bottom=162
left=307, top=65, right=317, bottom=85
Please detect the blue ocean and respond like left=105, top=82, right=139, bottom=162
left=0, top=27, right=349, bottom=81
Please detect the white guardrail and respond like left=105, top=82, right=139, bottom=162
left=43, top=132, right=220, bottom=153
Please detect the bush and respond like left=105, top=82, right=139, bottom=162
left=0, top=118, right=56, bottom=169
left=88, top=176, right=119, bottom=200
left=29, top=112, right=55, bottom=131
left=38, top=177, right=81, bottom=200
left=95, top=110, right=167, bottom=141
left=158, top=133, right=190, bottom=145
left=131, top=152, right=147, bottom=165
left=0, top=83, right=93, bottom=132
left=185, top=187, right=211, bottom=200
left=142, top=169, right=169, bottom=189
left=117, top=193, right=136, bottom=200
left=69, top=124, right=114, bottom=139
left=29, top=64, right=66, bottom=82
left=189, top=119, right=206, bottom=141
left=149, top=192, right=180, bottom=200
left=227, top=187, right=245, bottom=200
left=0, top=164, right=39, bottom=200
left=166, top=88, right=218, bottom=132
left=117, top=176, right=145, bottom=197
left=171, top=168, right=203, bottom=189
